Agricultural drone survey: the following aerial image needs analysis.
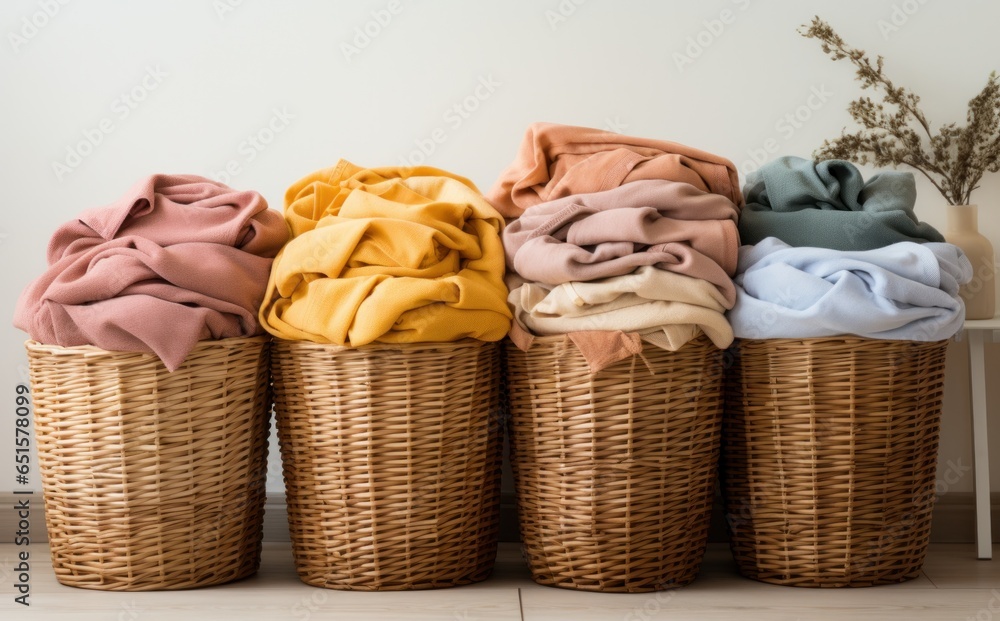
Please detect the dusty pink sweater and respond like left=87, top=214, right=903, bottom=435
left=14, top=174, right=287, bottom=370
left=501, top=180, right=740, bottom=304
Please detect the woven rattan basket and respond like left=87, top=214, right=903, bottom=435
left=26, top=336, right=271, bottom=591
left=505, top=334, right=724, bottom=593
left=723, top=337, right=948, bottom=588
left=271, top=338, right=503, bottom=590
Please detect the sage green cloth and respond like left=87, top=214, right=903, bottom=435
left=739, top=156, right=944, bottom=250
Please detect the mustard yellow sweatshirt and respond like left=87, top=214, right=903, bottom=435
left=260, top=160, right=512, bottom=345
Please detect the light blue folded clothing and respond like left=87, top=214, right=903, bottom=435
left=740, top=156, right=945, bottom=249
left=728, top=237, right=972, bottom=341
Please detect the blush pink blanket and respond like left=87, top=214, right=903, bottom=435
left=501, top=180, right=740, bottom=304
left=14, top=174, right=288, bottom=370
left=487, top=122, right=743, bottom=218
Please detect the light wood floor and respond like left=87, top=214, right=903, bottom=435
left=1, top=542, right=998, bottom=620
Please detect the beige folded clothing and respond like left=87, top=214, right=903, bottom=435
left=507, top=266, right=734, bottom=371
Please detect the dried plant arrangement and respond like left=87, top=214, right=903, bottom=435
left=801, top=16, right=1000, bottom=205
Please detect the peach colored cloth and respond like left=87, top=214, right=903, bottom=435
left=14, top=174, right=287, bottom=370
left=507, top=327, right=645, bottom=375
left=502, top=180, right=739, bottom=303
left=487, top=122, right=743, bottom=218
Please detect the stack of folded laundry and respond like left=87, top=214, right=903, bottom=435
left=488, top=122, right=744, bottom=372
left=728, top=156, right=972, bottom=341
left=14, top=174, right=288, bottom=370
left=259, top=160, right=512, bottom=345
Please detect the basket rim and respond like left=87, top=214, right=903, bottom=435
left=25, top=334, right=270, bottom=358
left=734, top=336, right=951, bottom=346
left=271, top=337, right=496, bottom=354
left=505, top=332, right=716, bottom=347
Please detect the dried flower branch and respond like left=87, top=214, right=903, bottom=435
left=800, top=16, right=1000, bottom=205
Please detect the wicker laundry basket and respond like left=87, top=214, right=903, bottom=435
left=505, top=334, right=724, bottom=592
left=26, top=336, right=271, bottom=591
left=271, top=339, right=503, bottom=590
left=723, top=337, right=948, bottom=587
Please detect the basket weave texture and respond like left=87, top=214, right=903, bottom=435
left=26, top=336, right=271, bottom=591
left=505, top=335, right=724, bottom=592
left=723, top=337, right=947, bottom=587
left=271, top=338, right=503, bottom=590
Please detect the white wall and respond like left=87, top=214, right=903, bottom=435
left=1, top=0, right=997, bottom=496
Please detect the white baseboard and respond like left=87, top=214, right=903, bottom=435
left=4, top=491, right=998, bottom=544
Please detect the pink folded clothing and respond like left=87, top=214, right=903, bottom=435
left=14, top=174, right=288, bottom=370
left=510, top=239, right=736, bottom=305
left=487, top=122, right=743, bottom=218
left=501, top=180, right=739, bottom=304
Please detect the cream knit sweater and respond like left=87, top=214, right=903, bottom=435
left=508, top=266, right=734, bottom=354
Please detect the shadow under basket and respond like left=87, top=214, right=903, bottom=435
left=722, top=337, right=948, bottom=588
left=25, top=336, right=271, bottom=591
left=504, top=335, right=724, bottom=593
left=270, top=338, right=503, bottom=591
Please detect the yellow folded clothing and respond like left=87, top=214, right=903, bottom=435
left=260, top=160, right=512, bottom=345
